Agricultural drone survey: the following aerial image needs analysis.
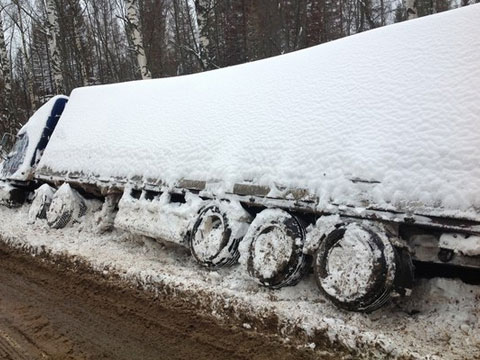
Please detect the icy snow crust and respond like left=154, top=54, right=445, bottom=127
left=38, top=6, right=480, bottom=219
left=1, top=205, right=480, bottom=359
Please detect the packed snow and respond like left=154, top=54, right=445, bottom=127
left=252, top=226, right=293, bottom=279
left=28, top=183, right=55, bottom=222
left=37, top=6, right=480, bottom=220
left=115, top=188, right=203, bottom=246
left=115, top=188, right=251, bottom=248
left=46, top=183, right=88, bottom=228
left=1, top=204, right=479, bottom=359
left=439, top=233, right=480, bottom=257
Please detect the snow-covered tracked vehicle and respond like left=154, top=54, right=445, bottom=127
left=1, top=5, right=480, bottom=312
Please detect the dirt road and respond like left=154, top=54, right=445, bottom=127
left=0, top=244, right=327, bottom=360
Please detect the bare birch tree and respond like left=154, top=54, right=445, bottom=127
left=46, top=0, right=63, bottom=93
left=0, top=7, right=11, bottom=102
left=193, top=0, right=216, bottom=69
left=0, top=6, right=13, bottom=132
left=11, top=0, right=37, bottom=111
left=124, top=0, right=151, bottom=79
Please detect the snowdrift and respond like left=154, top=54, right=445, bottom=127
left=37, top=5, right=480, bottom=220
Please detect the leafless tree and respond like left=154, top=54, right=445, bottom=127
left=0, top=5, right=13, bottom=134
left=124, top=0, right=151, bottom=79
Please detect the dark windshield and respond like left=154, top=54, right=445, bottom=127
left=1, top=133, right=29, bottom=178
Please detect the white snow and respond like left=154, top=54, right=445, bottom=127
left=190, top=200, right=252, bottom=262
left=192, top=211, right=226, bottom=260
left=0, top=181, right=14, bottom=202
left=304, top=215, right=341, bottom=254
left=116, top=189, right=252, bottom=250
left=114, top=188, right=203, bottom=246
left=320, top=223, right=381, bottom=302
left=240, top=208, right=294, bottom=280
left=253, top=226, right=293, bottom=279
left=37, top=6, right=480, bottom=220
left=46, top=183, right=87, bottom=227
left=439, top=233, right=480, bottom=257
left=1, top=204, right=480, bottom=359
left=28, top=183, right=55, bottom=223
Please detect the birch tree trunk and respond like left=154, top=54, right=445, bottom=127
left=125, top=0, right=151, bottom=80
left=73, top=9, right=94, bottom=86
left=406, top=0, right=418, bottom=19
left=194, top=0, right=213, bottom=69
left=46, top=0, right=64, bottom=94
left=12, top=0, right=37, bottom=112
left=0, top=8, right=13, bottom=132
left=0, top=9, right=11, bottom=101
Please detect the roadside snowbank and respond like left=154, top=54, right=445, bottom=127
left=38, top=5, right=480, bottom=219
left=1, top=205, right=479, bottom=359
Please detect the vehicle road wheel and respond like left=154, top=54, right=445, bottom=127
left=47, top=183, right=87, bottom=229
left=190, top=203, right=251, bottom=269
left=313, top=222, right=397, bottom=312
left=28, top=184, right=56, bottom=223
left=246, top=209, right=309, bottom=289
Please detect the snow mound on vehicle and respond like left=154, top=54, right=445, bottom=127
left=38, top=5, right=480, bottom=219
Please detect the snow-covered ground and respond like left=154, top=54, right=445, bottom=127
left=1, top=204, right=479, bottom=359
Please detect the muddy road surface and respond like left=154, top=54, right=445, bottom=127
left=0, top=245, right=325, bottom=360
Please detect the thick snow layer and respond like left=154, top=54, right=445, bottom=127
left=38, top=6, right=480, bottom=219
left=115, top=189, right=251, bottom=252
left=115, top=188, right=203, bottom=246
left=1, top=205, right=480, bottom=359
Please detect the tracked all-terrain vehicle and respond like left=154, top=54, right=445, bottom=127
left=1, top=5, right=479, bottom=312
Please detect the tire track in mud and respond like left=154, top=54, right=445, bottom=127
left=0, top=243, right=337, bottom=360
left=0, top=318, right=49, bottom=360
left=0, top=327, right=30, bottom=360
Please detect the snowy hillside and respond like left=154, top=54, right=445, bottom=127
left=38, top=5, right=480, bottom=219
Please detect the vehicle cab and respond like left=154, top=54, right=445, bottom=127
left=0, top=96, right=68, bottom=206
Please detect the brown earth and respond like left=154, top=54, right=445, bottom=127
left=0, top=244, right=336, bottom=360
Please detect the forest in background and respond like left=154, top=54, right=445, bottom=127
left=0, top=0, right=477, bottom=139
